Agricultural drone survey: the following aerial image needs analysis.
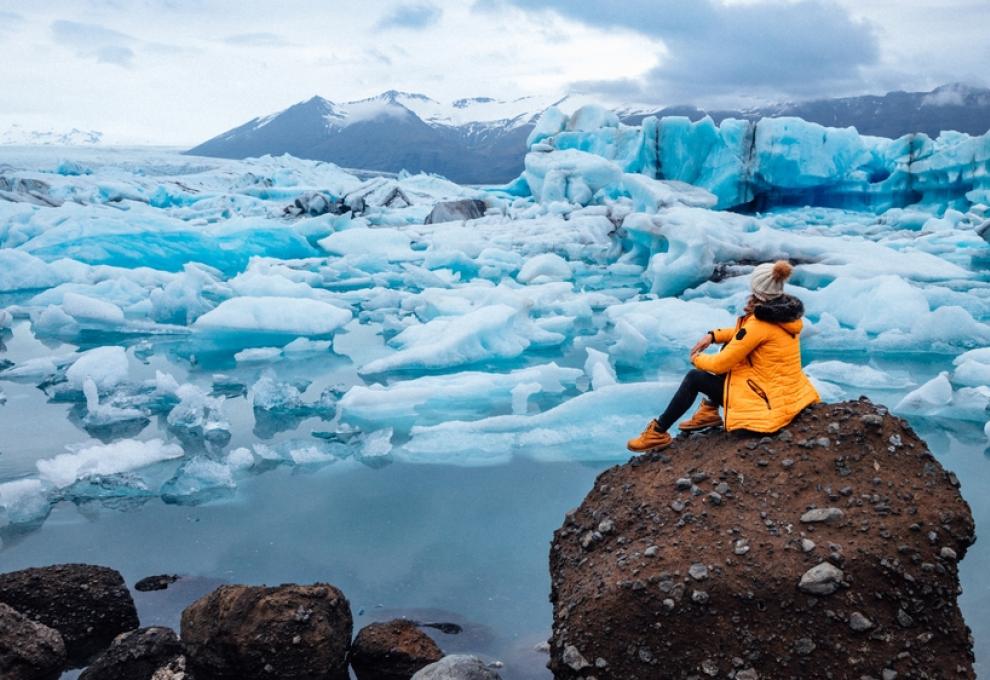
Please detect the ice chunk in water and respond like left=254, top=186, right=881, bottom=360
left=894, top=372, right=954, bottom=416
left=167, top=383, right=230, bottom=442
left=403, top=381, right=676, bottom=465
left=361, top=428, right=394, bottom=458
left=953, top=348, right=990, bottom=387
left=61, top=292, right=125, bottom=324
left=339, top=363, right=581, bottom=428
left=36, top=438, right=184, bottom=489
left=0, top=308, right=13, bottom=328
left=81, top=377, right=148, bottom=431
left=282, top=338, right=332, bottom=354
left=516, top=253, right=572, bottom=284
left=234, top=347, right=283, bottom=363
left=66, top=346, right=129, bottom=391
left=251, top=372, right=306, bottom=413
left=360, top=304, right=564, bottom=374
left=160, top=457, right=235, bottom=504
left=318, top=227, right=417, bottom=260
left=511, top=382, right=542, bottom=415
left=584, top=348, right=617, bottom=390
left=225, top=447, right=255, bottom=471
left=194, top=297, right=352, bottom=336
left=805, top=361, right=913, bottom=389
left=0, top=479, right=50, bottom=526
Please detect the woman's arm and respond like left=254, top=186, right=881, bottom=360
left=692, top=322, right=766, bottom=375
left=712, top=327, right=735, bottom=344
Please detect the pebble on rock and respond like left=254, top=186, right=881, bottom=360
left=800, top=507, right=845, bottom=524
left=798, top=562, right=844, bottom=595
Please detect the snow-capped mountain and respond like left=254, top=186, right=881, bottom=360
left=1, top=125, right=104, bottom=146
left=187, top=85, right=990, bottom=184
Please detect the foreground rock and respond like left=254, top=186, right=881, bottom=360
left=0, top=602, right=67, bottom=680
left=351, top=619, right=444, bottom=680
left=180, top=583, right=352, bottom=680
left=549, top=399, right=976, bottom=679
left=78, top=627, right=183, bottom=680
left=0, top=564, right=139, bottom=666
left=410, top=655, right=502, bottom=679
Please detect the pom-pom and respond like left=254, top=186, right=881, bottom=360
left=771, top=260, right=793, bottom=282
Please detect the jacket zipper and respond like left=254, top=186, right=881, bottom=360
left=747, top=379, right=772, bottom=409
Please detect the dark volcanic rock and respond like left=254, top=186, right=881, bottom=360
left=180, top=583, right=352, bottom=680
left=78, top=627, right=182, bottom=680
left=0, top=602, right=67, bottom=680
left=134, top=574, right=180, bottom=592
left=0, top=564, right=139, bottom=667
left=548, top=399, right=976, bottom=679
left=424, top=199, right=487, bottom=224
left=410, top=655, right=502, bottom=679
left=351, top=619, right=444, bottom=680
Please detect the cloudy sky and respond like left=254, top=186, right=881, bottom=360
left=0, top=0, right=986, bottom=144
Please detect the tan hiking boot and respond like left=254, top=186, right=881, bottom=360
left=627, top=420, right=673, bottom=453
left=679, top=399, right=723, bottom=431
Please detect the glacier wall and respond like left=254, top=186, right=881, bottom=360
left=525, top=106, right=990, bottom=212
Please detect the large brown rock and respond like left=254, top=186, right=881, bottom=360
left=0, top=564, right=139, bottom=667
left=548, top=399, right=976, bottom=679
left=78, top=627, right=182, bottom=680
left=351, top=619, right=444, bottom=680
left=0, top=602, right=67, bottom=680
left=180, top=583, right=352, bottom=680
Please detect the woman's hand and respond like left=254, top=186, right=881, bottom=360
left=690, top=334, right=712, bottom=357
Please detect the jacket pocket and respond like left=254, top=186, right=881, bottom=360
left=747, top=379, right=771, bottom=409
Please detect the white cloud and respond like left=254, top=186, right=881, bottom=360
left=0, top=1, right=983, bottom=144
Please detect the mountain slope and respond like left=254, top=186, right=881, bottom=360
left=187, top=84, right=990, bottom=184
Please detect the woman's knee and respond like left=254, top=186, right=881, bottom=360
left=684, top=368, right=707, bottom=385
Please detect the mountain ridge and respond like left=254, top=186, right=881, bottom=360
left=187, top=84, right=990, bottom=184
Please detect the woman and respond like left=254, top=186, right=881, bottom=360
left=627, top=260, right=819, bottom=453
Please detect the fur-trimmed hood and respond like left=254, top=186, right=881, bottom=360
left=753, top=294, right=804, bottom=324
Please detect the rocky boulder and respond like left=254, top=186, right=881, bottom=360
left=180, top=583, right=352, bottom=680
left=0, top=564, right=139, bottom=667
left=424, top=199, right=487, bottom=224
left=78, top=627, right=183, bottom=680
left=549, top=399, right=976, bottom=679
left=0, top=602, right=67, bottom=680
left=351, top=619, right=444, bottom=680
left=410, top=655, right=502, bottom=679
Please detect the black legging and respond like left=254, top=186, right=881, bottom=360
left=656, top=369, right=726, bottom=431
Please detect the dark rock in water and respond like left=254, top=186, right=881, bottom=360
left=0, top=602, right=67, bottom=680
left=410, top=655, right=502, bottom=680
left=419, top=622, right=462, bottom=635
left=351, top=619, right=444, bottom=680
left=424, top=199, right=487, bottom=224
left=0, top=564, right=139, bottom=667
left=180, top=582, right=352, bottom=680
left=134, top=574, right=181, bottom=592
left=78, top=627, right=182, bottom=680
left=0, top=358, right=14, bottom=372
left=548, top=399, right=977, bottom=679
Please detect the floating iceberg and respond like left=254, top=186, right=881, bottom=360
left=0, top=479, right=51, bottom=526
left=359, top=304, right=565, bottom=374
left=36, top=438, right=184, bottom=489
left=193, top=296, right=352, bottom=336
left=339, top=362, right=582, bottom=429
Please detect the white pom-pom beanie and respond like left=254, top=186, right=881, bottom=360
left=750, top=260, right=793, bottom=301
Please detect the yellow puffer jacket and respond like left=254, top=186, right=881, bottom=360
left=692, top=294, right=819, bottom=433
